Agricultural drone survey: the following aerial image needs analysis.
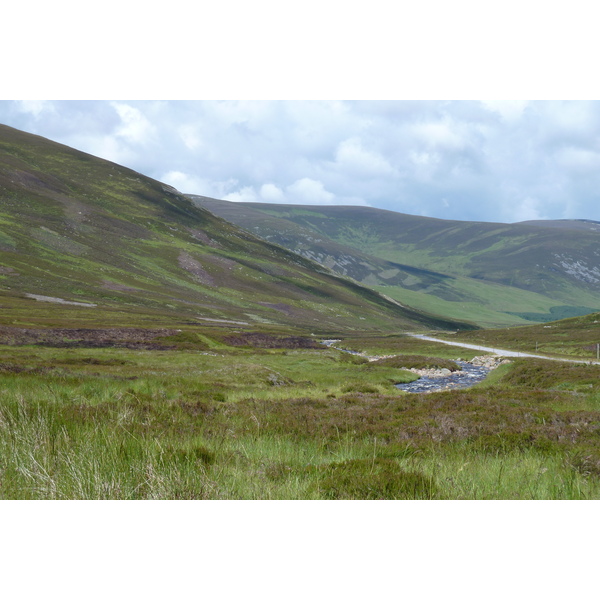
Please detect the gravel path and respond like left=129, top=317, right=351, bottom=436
left=409, top=334, right=600, bottom=365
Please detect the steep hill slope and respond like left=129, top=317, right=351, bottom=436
left=0, top=125, right=466, bottom=333
left=192, top=198, right=600, bottom=328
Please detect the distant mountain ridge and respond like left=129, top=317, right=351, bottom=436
left=191, top=197, right=600, bottom=328
left=0, top=124, right=467, bottom=333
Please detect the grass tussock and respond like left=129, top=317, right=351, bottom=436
left=308, top=458, right=438, bottom=500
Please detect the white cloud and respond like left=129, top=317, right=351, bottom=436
left=3, top=100, right=600, bottom=223
left=162, top=171, right=211, bottom=195
left=480, top=100, right=529, bottom=121
left=411, top=119, right=465, bottom=149
left=511, top=197, right=546, bottom=222
left=223, top=186, right=260, bottom=203
left=110, top=102, right=155, bottom=145
left=83, top=136, right=133, bottom=166
left=285, top=178, right=336, bottom=204
left=162, top=170, right=238, bottom=198
left=16, top=100, right=51, bottom=117
left=334, top=138, right=396, bottom=177
left=178, top=124, right=202, bottom=150
left=260, top=183, right=285, bottom=202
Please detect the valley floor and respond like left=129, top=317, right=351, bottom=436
left=2, top=326, right=600, bottom=499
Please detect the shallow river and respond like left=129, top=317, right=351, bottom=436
left=395, top=360, right=492, bottom=393
left=322, top=339, right=494, bottom=394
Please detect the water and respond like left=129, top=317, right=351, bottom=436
left=321, top=339, right=494, bottom=394
left=395, top=360, right=492, bottom=393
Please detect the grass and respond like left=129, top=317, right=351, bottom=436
left=1, top=326, right=600, bottom=499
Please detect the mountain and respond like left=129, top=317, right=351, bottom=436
left=191, top=198, right=600, bottom=328
left=0, top=124, right=467, bottom=333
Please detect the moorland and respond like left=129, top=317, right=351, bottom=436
left=2, top=124, right=600, bottom=499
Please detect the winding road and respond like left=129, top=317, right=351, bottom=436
left=409, top=334, right=600, bottom=365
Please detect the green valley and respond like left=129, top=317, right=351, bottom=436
left=2, top=123, right=600, bottom=500
left=192, top=198, right=600, bottom=328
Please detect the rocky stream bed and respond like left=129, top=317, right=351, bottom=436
left=395, top=355, right=509, bottom=393
left=321, top=340, right=509, bottom=394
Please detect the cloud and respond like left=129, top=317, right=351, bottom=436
left=2, top=100, right=600, bottom=222
left=16, top=100, right=51, bottom=118
left=260, top=183, right=285, bottom=202
left=223, top=186, right=259, bottom=203
left=511, top=197, right=547, bottom=222
left=178, top=124, right=202, bottom=151
left=163, top=170, right=239, bottom=199
left=481, top=100, right=529, bottom=121
left=285, top=178, right=335, bottom=204
left=334, top=138, right=396, bottom=177
left=110, top=102, right=155, bottom=145
left=410, top=119, right=466, bottom=149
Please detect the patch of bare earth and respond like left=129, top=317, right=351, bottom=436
left=178, top=252, right=215, bottom=286
left=187, top=228, right=221, bottom=248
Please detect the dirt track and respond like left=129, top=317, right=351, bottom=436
left=409, top=334, right=600, bottom=365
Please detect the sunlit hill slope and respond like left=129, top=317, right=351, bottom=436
left=0, top=124, right=466, bottom=333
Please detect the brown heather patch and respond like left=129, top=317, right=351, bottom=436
left=0, top=326, right=179, bottom=349
left=222, top=332, right=321, bottom=349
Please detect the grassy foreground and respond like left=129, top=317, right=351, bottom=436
left=2, top=326, right=600, bottom=500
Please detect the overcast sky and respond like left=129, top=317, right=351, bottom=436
left=3, top=3, right=600, bottom=225
left=2, top=100, right=600, bottom=223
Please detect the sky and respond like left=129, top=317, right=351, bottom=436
left=2, top=99, right=600, bottom=224
left=3, top=3, right=600, bottom=226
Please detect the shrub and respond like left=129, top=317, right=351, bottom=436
left=341, top=383, right=380, bottom=394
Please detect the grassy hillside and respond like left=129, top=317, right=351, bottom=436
left=0, top=124, right=469, bottom=334
left=192, top=198, right=600, bottom=328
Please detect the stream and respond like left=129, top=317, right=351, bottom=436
left=395, top=360, right=493, bottom=393
left=321, top=339, right=498, bottom=394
